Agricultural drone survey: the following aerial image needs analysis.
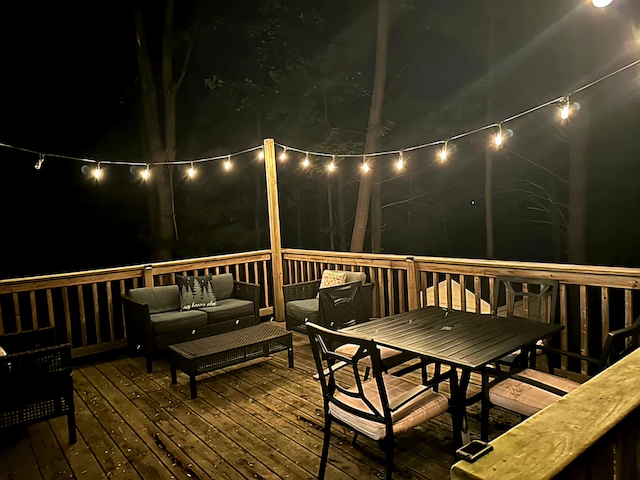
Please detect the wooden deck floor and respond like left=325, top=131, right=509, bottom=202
left=0, top=330, right=519, bottom=480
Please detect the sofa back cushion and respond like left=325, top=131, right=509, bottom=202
left=211, top=273, right=235, bottom=300
left=129, top=285, right=180, bottom=314
left=344, top=271, right=366, bottom=285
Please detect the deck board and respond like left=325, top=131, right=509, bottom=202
left=1, top=329, right=518, bottom=479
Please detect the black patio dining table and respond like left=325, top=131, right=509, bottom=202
left=340, top=306, right=563, bottom=447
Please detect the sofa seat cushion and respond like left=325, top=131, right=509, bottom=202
left=199, top=298, right=255, bottom=324
left=286, top=298, right=320, bottom=326
left=129, top=285, right=181, bottom=314
left=150, top=310, right=208, bottom=336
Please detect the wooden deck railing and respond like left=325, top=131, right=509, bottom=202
left=283, top=249, right=640, bottom=375
left=1, top=246, right=639, bottom=365
left=450, top=347, right=640, bottom=480
left=0, top=250, right=273, bottom=357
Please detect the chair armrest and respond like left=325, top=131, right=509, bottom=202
left=233, top=280, right=260, bottom=321
left=538, top=346, right=599, bottom=365
left=122, top=296, right=154, bottom=353
left=283, top=280, right=321, bottom=303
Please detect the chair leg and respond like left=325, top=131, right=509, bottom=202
left=351, top=432, right=359, bottom=446
left=67, top=412, right=77, bottom=444
left=381, top=438, right=395, bottom=480
left=480, top=369, right=490, bottom=441
left=363, top=366, right=371, bottom=380
left=432, top=362, right=441, bottom=392
left=318, top=416, right=332, bottom=480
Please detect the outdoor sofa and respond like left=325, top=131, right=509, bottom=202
left=122, top=273, right=260, bottom=372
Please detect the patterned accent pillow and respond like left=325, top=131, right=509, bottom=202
left=319, top=270, right=347, bottom=290
left=176, top=274, right=218, bottom=311
left=0, top=346, right=6, bottom=357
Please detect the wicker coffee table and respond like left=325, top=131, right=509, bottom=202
left=169, top=323, right=293, bottom=399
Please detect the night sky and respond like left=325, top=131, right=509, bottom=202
left=1, top=1, right=640, bottom=278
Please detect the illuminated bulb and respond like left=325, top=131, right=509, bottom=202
left=328, top=160, right=336, bottom=172
left=494, top=132, right=503, bottom=147
left=361, top=161, right=370, bottom=173
left=257, top=150, right=264, bottom=160
left=396, top=152, right=404, bottom=170
left=93, top=165, right=102, bottom=180
left=439, top=146, right=448, bottom=162
left=302, top=153, right=310, bottom=168
left=592, top=0, right=612, bottom=7
left=141, top=165, right=150, bottom=181
left=35, top=154, right=45, bottom=170
left=279, top=148, right=287, bottom=161
left=560, top=103, right=570, bottom=120
left=224, top=157, right=232, bottom=170
left=187, top=164, right=196, bottom=179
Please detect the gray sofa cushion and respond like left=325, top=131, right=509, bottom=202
left=286, top=298, right=320, bottom=325
left=198, top=298, right=255, bottom=324
left=129, top=285, right=180, bottom=314
left=211, top=273, right=234, bottom=300
left=150, top=310, right=208, bottom=335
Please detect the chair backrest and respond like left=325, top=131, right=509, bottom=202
left=306, top=322, right=391, bottom=427
left=493, top=276, right=558, bottom=324
left=597, top=316, right=640, bottom=371
left=318, top=281, right=368, bottom=330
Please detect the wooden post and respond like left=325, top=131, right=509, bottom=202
left=264, top=139, right=285, bottom=322
left=406, top=257, right=420, bottom=310
left=143, top=266, right=154, bottom=287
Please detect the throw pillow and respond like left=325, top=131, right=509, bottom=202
left=176, top=274, right=218, bottom=311
left=0, top=346, right=6, bottom=357
left=319, top=270, right=347, bottom=290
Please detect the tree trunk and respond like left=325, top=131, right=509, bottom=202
left=484, top=0, right=497, bottom=260
left=371, top=168, right=382, bottom=253
left=567, top=105, right=589, bottom=264
left=350, top=0, right=390, bottom=252
left=337, top=169, right=347, bottom=250
left=328, top=179, right=335, bottom=250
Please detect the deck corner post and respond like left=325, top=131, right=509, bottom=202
left=143, top=266, right=155, bottom=287
left=264, top=138, right=285, bottom=322
left=406, top=256, right=420, bottom=310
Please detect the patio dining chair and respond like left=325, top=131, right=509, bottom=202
left=306, top=323, right=449, bottom=480
left=492, top=276, right=559, bottom=367
left=480, top=315, right=640, bottom=440
left=318, top=281, right=424, bottom=381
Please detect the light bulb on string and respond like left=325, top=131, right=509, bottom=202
left=257, top=150, right=264, bottom=160
left=361, top=156, right=370, bottom=173
left=35, top=153, right=45, bottom=170
left=141, top=164, right=151, bottom=181
left=592, top=0, right=612, bottom=7
left=494, top=124, right=504, bottom=148
left=279, top=147, right=287, bottom=161
left=327, top=155, right=336, bottom=172
left=187, top=162, right=196, bottom=179
left=224, top=155, right=232, bottom=171
left=93, top=163, right=103, bottom=181
left=560, top=97, right=571, bottom=121
left=438, top=141, right=449, bottom=162
left=302, top=152, right=310, bottom=168
left=396, top=151, right=404, bottom=171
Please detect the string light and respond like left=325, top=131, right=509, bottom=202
left=224, top=155, right=232, bottom=170
left=361, top=156, right=370, bottom=173
left=494, top=124, right=504, bottom=148
left=187, top=162, right=196, bottom=179
left=34, top=153, right=45, bottom=170
left=302, top=152, right=310, bottom=168
left=327, top=155, right=336, bottom=172
left=92, top=163, right=102, bottom=181
left=560, top=97, right=571, bottom=121
left=1, top=59, right=637, bottom=182
left=592, top=0, right=612, bottom=7
left=439, top=141, right=449, bottom=162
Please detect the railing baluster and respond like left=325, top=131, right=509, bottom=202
left=398, top=269, right=406, bottom=312
left=560, top=284, right=568, bottom=371
left=13, top=293, right=21, bottom=333
left=388, top=269, right=395, bottom=316
left=445, top=273, right=453, bottom=309
left=580, top=285, right=589, bottom=375
left=62, top=287, right=73, bottom=346
left=432, top=272, right=439, bottom=307
left=46, top=289, right=54, bottom=329
left=29, top=291, right=37, bottom=329
left=474, top=276, right=482, bottom=314
left=601, top=287, right=610, bottom=347
left=92, top=283, right=101, bottom=344
left=78, top=285, right=88, bottom=347
left=107, top=281, right=115, bottom=343
left=459, top=274, right=466, bottom=312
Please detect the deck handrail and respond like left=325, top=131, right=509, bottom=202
left=450, top=348, right=640, bottom=479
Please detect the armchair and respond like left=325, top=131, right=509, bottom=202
left=283, top=269, right=373, bottom=332
left=0, top=328, right=76, bottom=444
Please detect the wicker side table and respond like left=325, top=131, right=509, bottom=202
left=169, top=323, right=293, bottom=399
